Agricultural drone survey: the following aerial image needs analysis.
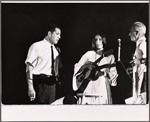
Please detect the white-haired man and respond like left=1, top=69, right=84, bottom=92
left=127, top=22, right=147, bottom=104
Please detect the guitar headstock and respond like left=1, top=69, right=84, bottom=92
left=103, top=49, right=113, bottom=57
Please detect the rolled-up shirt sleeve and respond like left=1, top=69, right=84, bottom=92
left=139, top=41, right=146, bottom=59
left=25, top=44, right=38, bottom=72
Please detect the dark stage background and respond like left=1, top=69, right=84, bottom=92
left=2, top=3, right=148, bottom=104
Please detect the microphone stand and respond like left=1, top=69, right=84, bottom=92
left=118, top=39, right=121, bottom=62
left=117, top=39, right=133, bottom=82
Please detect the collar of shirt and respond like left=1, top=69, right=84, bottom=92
left=43, top=38, right=59, bottom=58
left=43, top=38, right=54, bottom=47
left=136, top=36, right=146, bottom=47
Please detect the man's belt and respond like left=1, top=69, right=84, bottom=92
left=33, top=74, right=52, bottom=79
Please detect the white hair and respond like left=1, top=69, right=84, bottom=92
left=133, top=21, right=146, bottom=35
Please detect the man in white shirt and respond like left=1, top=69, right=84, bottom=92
left=126, top=21, right=147, bottom=104
left=25, top=24, right=62, bottom=104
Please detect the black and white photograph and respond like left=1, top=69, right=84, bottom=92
left=1, top=1, right=149, bottom=121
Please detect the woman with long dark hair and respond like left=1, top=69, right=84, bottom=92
left=72, top=32, right=118, bottom=104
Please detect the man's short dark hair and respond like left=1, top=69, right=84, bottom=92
left=44, top=24, right=61, bottom=37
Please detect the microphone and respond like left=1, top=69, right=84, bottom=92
left=118, top=38, right=121, bottom=44
left=117, top=39, right=121, bottom=61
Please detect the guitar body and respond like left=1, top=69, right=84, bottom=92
left=76, top=61, right=99, bottom=88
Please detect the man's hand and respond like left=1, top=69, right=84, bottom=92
left=130, top=58, right=141, bottom=66
left=28, top=88, right=36, bottom=101
left=133, top=58, right=141, bottom=65
left=126, top=67, right=133, bottom=75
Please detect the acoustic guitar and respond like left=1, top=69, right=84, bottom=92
left=73, top=49, right=114, bottom=93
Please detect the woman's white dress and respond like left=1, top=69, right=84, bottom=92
left=72, top=50, right=118, bottom=104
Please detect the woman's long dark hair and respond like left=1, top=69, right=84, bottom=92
left=91, top=32, right=107, bottom=51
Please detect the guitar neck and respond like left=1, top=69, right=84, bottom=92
left=96, top=63, right=116, bottom=70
